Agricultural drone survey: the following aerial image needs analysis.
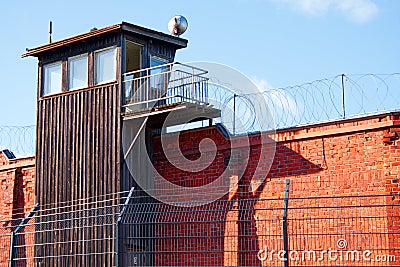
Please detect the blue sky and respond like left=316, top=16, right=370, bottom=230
left=0, top=0, right=398, bottom=126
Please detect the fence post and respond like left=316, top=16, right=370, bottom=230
left=282, top=179, right=290, bottom=267
left=114, top=225, right=119, bottom=267
left=115, top=187, right=135, bottom=267
left=8, top=232, right=15, bottom=267
left=9, top=203, right=39, bottom=267
left=341, top=74, right=346, bottom=119
left=233, top=94, right=237, bottom=135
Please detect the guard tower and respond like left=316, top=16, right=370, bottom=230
left=23, top=21, right=220, bottom=266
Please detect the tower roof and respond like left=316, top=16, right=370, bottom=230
left=22, top=21, right=188, bottom=58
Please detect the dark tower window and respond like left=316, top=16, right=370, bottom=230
left=126, top=41, right=142, bottom=74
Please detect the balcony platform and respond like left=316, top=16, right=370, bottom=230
left=122, top=62, right=220, bottom=128
left=122, top=100, right=220, bottom=128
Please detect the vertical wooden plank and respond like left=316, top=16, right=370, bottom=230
left=55, top=96, right=61, bottom=267
left=62, top=60, right=68, bottom=92
left=61, top=95, right=68, bottom=267
left=49, top=97, right=55, bottom=267
left=116, top=45, right=122, bottom=89
left=45, top=98, right=51, bottom=266
left=114, top=84, right=120, bottom=194
left=93, top=88, right=99, bottom=267
left=88, top=52, right=94, bottom=87
left=37, top=64, right=43, bottom=100
left=77, top=91, right=84, bottom=266
left=104, top=85, right=111, bottom=266
left=115, top=83, right=121, bottom=266
left=58, top=95, right=64, bottom=267
left=71, top=92, right=77, bottom=267
left=55, top=96, right=60, bottom=267
left=97, top=87, right=103, bottom=266
left=104, top=87, right=109, bottom=267
left=99, top=87, right=103, bottom=266
left=59, top=96, right=64, bottom=267
left=83, top=89, right=89, bottom=266
left=75, top=92, right=83, bottom=267
left=65, top=94, right=71, bottom=267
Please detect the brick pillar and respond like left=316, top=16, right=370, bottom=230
left=383, top=128, right=400, bottom=266
left=224, top=200, right=238, bottom=266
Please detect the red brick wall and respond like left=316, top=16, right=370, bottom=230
left=153, top=113, right=400, bottom=266
left=0, top=151, right=35, bottom=267
left=0, top=113, right=399, bottom=266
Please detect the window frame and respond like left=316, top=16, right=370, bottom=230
left=68, top=53, right=89, bottom=91
left=94, top=46, right=117, bottom=85
left=42, top=61, right=63, bottom=96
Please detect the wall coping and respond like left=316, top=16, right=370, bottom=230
left=0, top=151, right=35, bottom=172
left=154, top=111, right=400, bottom=153
left=274, top=112, right=400, bottom=142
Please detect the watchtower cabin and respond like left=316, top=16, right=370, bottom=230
left=23, top=21, right=220, bottom=266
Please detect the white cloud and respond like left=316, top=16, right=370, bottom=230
left=336, top=0, right=379, bottom=23
left=272, top=0, right=379, bottom=23
left=251, top=76, right=273, bottom=91
left=252, top=77, right=300, bottom=116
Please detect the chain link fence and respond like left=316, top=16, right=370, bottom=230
left=0, top=178, right=399, bottom=267
left=0, top=192, right=127, bottom=267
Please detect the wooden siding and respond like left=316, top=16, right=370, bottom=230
left=35, top=82, right=121, bottom=266
left=37, top=33, right=120, bottom=64
left=149, top=39, right=177, bottom=62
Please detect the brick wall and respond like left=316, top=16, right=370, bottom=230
left=0, top=113, right=400, bottom=266
left=153, top=113, right=400, bottom=266
left=0, top=150, right=35, bottom=267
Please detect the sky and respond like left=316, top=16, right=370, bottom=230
left=0, top=0, right=398, bottom=126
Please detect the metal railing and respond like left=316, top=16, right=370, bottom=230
left=123, top=62, right=209, bottom=113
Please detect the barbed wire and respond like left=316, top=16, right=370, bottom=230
left=211, top=73, right=400, bottom=134
left=0, top=125, right=35, bottom=157
left=1, top=73, right=399, bottom=156
left=266, top=73, right=400, bottom=129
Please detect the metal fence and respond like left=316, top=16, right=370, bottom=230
left=1, top=179, right=399, bottom=267
left=0, top=192, right=126, bottom=267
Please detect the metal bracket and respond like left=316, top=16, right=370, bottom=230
left=124, top=117, right=148, bottom=160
